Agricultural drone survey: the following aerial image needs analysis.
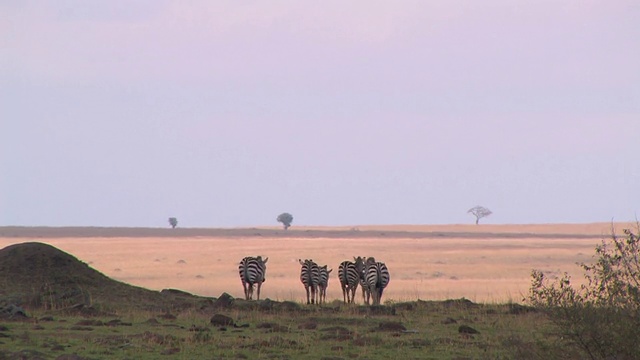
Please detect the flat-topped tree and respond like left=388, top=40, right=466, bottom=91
left=168, top=217, right=178, bottom=229
left=467, top=206, right=492, bottom=225
left=277, top=212, right=293, bottom=230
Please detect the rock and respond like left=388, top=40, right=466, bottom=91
left=0, top=304, right=28, bottom=320
left=210, top=314, right=235, bottom=327
left=458, top=325, right=480, bottom=334
left=212, top=293, right=234, bottom=309
left=441, top=317, right=457, bottom=325
left=377, top=321, right=407, bottom=332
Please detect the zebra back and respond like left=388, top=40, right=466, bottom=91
left=365, top=259, right=390, bottom=305
left=299, top=258, right=320, bottom=304
left=299, top=259, right=320, bottom=287
left=238, top=256, right=268, bottom=300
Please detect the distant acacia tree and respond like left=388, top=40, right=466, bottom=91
left=277, top=212, right=293, bottom=230
left=168, top=217, right=178, bottom=229
left=467, top=206, right=492, bottom=225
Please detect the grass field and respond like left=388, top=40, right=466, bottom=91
left=1, top=223, right=632, bottom=359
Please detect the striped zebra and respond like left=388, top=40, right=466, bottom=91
left=338, top=256, right=365, bottom=304
left=359, top=256, right=372, bottom=305
left=318, top=265, right=333, bottom=305
left=238, top=256, right=268, bottom=300
left=298, top=259, right=320, bottom=304
left=364, top=257, right=390, bottom=306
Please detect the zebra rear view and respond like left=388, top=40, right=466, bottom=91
left=339, top=256, right=365, bottom=304
left=299, top=259, right=320, bottom=304
left=238, top=256, right=268, bottom=300
left=365, top=257, right=390, bottom=306
left=318, top=264, right=333, bottom=305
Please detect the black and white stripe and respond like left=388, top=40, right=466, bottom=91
left=364, top=257, right=390, bottom=306
left=338, top=256, right=365, bottom=304
left=238, top=256, right=268, bottom=300
left=298, top=259, right=320, bottom=304
left=318, top=265, right=333, bottom=305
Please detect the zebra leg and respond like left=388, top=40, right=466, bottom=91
left=350, top=283, right=358, bottom=304
left=305, top=286, right=310, bottom=304
left=256, top=282, right=262, bottom=301
left=341, top=284, right=347, bottom=304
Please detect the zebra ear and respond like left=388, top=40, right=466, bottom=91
left=263, top=257, right=268, bottom=264
left=298, top=259, right=304, bottom=265
left=327, top=268, right=333, bottom=274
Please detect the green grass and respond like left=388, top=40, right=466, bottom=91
left=0, top=299, right=555, bottom=360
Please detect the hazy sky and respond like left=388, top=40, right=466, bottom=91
left=1, top=1, right=639, bottom=227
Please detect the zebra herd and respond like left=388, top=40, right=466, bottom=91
left=238, top=256, right=390, bottom=305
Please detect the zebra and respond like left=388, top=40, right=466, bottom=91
left=338, top=256, right=365, bottom=304
left=318, top=265, right=333, bottom=305
left=298, top=259, right=320, bottom=304
left=364, top=257, right=390, bottom=306
left=359, top=256, right=373, bottom=305
left=238, top=256, right=268, bottom=300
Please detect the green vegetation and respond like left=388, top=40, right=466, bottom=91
left=528, top=225, right=640, bottom=359
left=1, top=299, right=551, bottom=359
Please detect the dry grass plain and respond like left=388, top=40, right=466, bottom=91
left=0, top=223, right=632, bottom=304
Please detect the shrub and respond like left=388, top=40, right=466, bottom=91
left=527, top=225, right=640, bottom=360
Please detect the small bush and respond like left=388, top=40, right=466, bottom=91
left=527, top=225, right=640, bottom=360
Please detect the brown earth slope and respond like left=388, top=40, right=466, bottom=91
left=0, top=242, right=208, bottom=313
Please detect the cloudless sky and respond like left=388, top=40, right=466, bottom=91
left=1, top=1, right=639, bottom=227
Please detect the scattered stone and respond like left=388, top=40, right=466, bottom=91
left=257, top=322, right=289, bottom=333
left=0, top=303, right=28, bottom=320
left=441, top=317, right=458, bottom=325
left=212, top=293, right=234, bottom=309
left=210, top=314, right=235, bottom=327
left=377, top=321, right=407, bottom=332
left=458, top=325, right=480, bottom=334
left=144, top=318, right=160, bottom=325
left=69, top=326, right=94, bottom=331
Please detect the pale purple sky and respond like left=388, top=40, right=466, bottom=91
left=1, top=1, right=639, bottom=227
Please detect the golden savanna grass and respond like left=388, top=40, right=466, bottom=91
left=0, top=223, right=630, bottom=303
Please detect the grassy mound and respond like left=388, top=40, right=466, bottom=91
left=0, top=242, right=207, bottom=313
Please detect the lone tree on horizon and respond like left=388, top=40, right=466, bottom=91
left=467, top=206, right=492, bottom=225
left=277, top=212, right=293, bottom=230
left=168, top=217, right=178, bottom=229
